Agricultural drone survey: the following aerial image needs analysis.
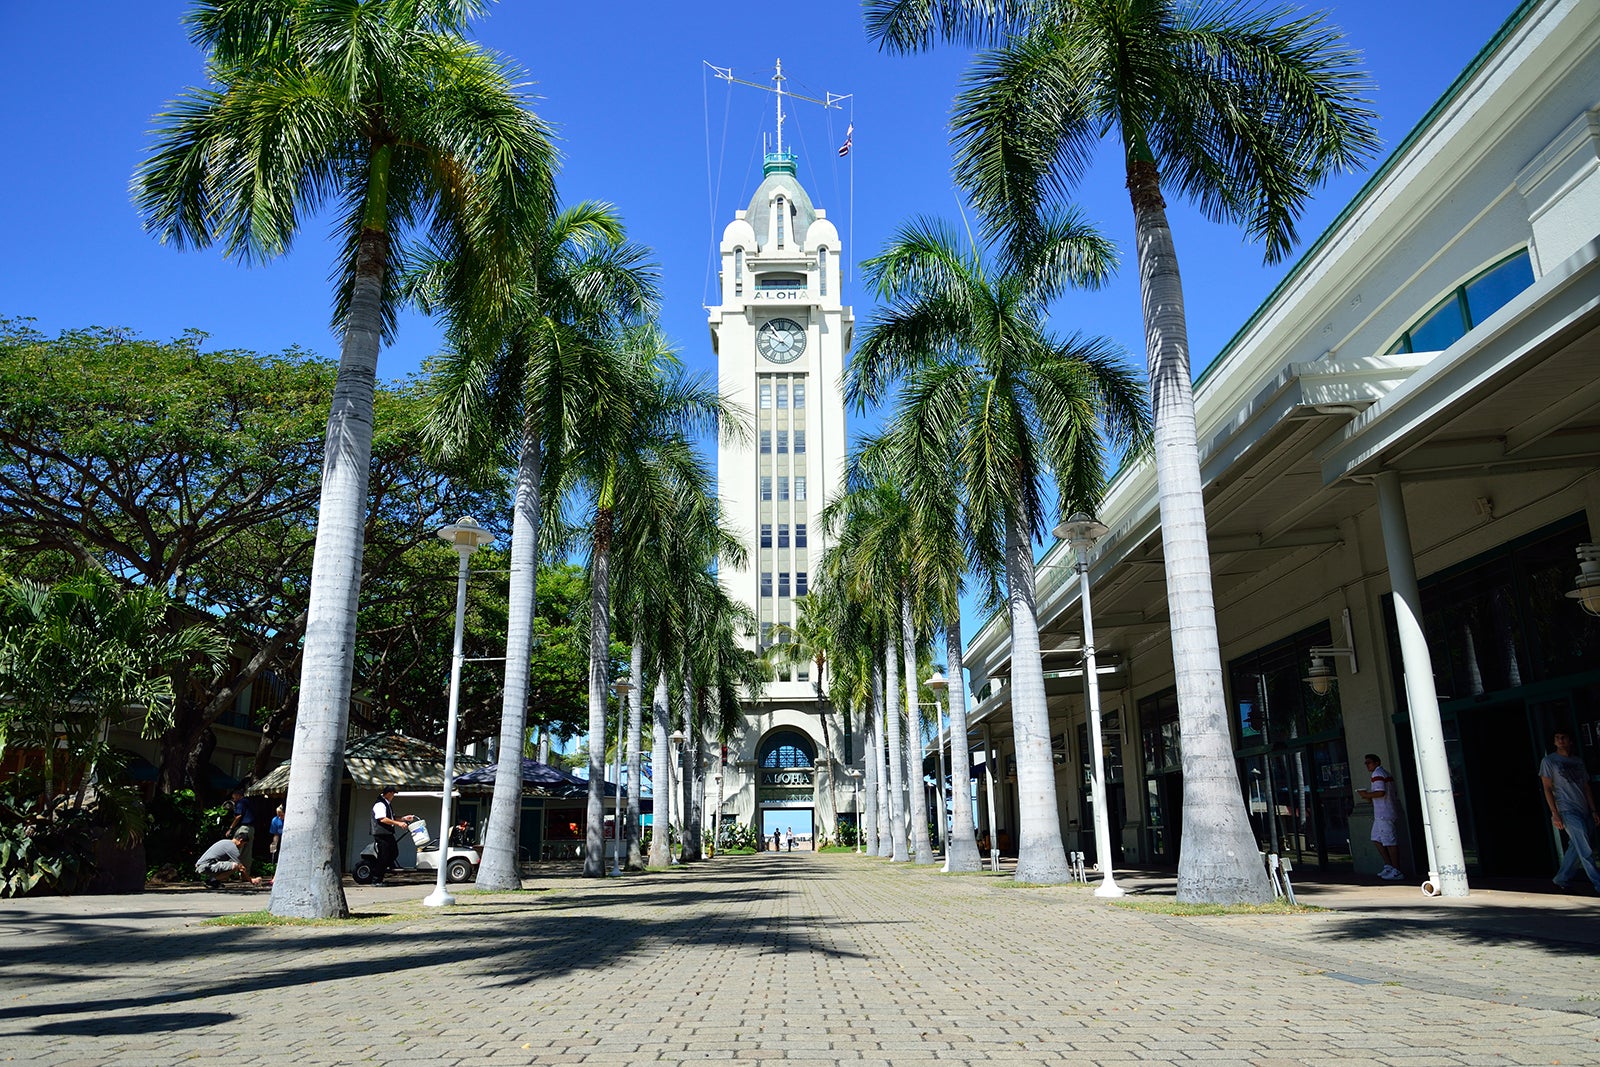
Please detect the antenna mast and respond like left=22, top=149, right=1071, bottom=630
left=705, top=59, right=850, bottom=164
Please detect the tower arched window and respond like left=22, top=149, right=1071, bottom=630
left=817, top=247, right=828, bottom=295
left=760, top=729, right=816, bottom=769
left=734, top=248, right=744, bottom=296
left=775, top=196, right=786, bottom=248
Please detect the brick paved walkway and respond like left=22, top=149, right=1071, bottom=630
left=1, top=853, right=1597, bottom=1065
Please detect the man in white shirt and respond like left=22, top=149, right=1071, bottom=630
left=1358, top=754, right=1403, bottom=880
left=1540, top=729, right=1600, bottom=893
left=369, top=785, right=416, bottom=886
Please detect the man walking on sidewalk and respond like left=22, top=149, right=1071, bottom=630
left=1541, top=729, right=1600, bottom=893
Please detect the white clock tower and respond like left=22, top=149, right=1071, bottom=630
left=708, top=138, right=853, bottom=841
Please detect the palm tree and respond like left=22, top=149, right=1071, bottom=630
left=866, top=0, right=1378, bottom=902
left=849, top=218, right=1148, bottom=883
left=868, top=418, right=987, bottom=872
left=566, top=322, right=740, bottom=876
left=821, top=474, right=925, bottom=862
left=422, top=202, right=658, bottom=890
left=768, top=593, right=837, bottom=811
left=136, top=0, right=557, bottom=918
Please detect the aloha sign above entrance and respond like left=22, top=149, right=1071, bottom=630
left=759, top=768, right=814, bottom=807
left=761, top=769, right=813, bottom=788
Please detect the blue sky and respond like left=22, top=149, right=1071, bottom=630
left=0, top=0, right=1521, bottom=651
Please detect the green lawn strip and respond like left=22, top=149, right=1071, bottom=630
left=1107, top=898, right=1321, bottom=916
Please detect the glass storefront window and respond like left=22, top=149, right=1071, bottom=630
left=1228, top=621, right=1351, bottom=870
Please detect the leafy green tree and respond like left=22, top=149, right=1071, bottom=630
left=0, top=322, right=492, bottom=791
left=136, top=0, right=557, bottom=918
left=850, top=219, right=1148, bottom=883
left=0, top=571, right=227, bottom=895
left=865, top=0, right=1377, bottom=901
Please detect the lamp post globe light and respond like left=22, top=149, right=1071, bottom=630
left=426, top=516, right=494, bottom=908
left=611, top=679, right=631, bottom=876
left=1051, top=513, right=1122, bottom=898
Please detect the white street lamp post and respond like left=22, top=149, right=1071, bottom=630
left=611, top=679, right=631, bottom=876
left=1052, top=513, right=1123, bottom=898
left=425, top=516, right=494, bottom=908
left=669, top=729, right=685, bottom=864
left=926, top=672, right=951, bottom=859
left=847, top=768, right=864, bottom=852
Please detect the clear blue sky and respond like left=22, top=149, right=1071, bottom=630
left=0, top=0, right=1521, bottom=651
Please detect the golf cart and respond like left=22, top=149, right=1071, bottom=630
left=352, top=818, right=480, bottom=884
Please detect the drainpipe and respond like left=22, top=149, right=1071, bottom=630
left=1375, top=471, right=1468, bottom=896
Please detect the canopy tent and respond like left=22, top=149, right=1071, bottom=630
left=246, top=731, right=487, bottom=795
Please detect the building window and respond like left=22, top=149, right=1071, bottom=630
left=776, top=195, right=786, bottom=248
left=760, top=476, right=772, bottom=502
left=734, top=248, right=744, bottom=296
left=795, top=523, right=807, bottom=548
left=759, top=383, right=772, bottom=409
left=777, top=429, right=788, bottom=453
left=760, top=622, right=774, bottom=648
left=778, top=572, right=791, bottom=597
left=795, top=571, right=808, bottom=596
left=817, top=247, right=828, bottom=296
left=760, top=429, right=772, bottom=454
left=793, top=382, right=805, bottom=408
left=760, top=572, right=773, bottom=597
left=794, top=476, right=807, bottom=501
left=776, top=383, right=788, bottom=409
left=794, top=429, right=806, bottom=454
left=778, top=476, right=789, bottom=502
left=778, top=523, right=789, bottom=548
left=1387, top=250, right=1534, bottom=354
left=761, top=523, right=772, bottom=548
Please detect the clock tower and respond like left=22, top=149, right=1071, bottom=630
left=709, top=143, right=853, bottom=841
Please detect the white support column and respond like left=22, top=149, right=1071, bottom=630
left=1375, top=471, right=1469, bottom=896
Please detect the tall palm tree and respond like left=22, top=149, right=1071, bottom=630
left=567, top=323, right=740, bottom=876
left=423, top=202, right=658, bottom=890
left=866, top=0, right=1378, bottom=902
left=137, top=0, right=557, bottom=918
left=868, top=417, right=987, bottom=872
left=769, top=593, right=837, bottom=805
left=821, top=474, right=926, bottom=862
left=850, top=218, right=1148, bottom=883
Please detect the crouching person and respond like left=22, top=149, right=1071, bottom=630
left=195, top=832, right=263, bottom=889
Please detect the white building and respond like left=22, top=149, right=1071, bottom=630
left=707, top=145, right=855, bottom=846
left=958, top=0, right=1600, bottom=886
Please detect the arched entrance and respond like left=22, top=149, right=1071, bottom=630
left=757, top=728, right=816, bottom=851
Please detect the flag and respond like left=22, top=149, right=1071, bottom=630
left=837, top=124, right=853, bottom=157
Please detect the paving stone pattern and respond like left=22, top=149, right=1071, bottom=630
left=1, top=854, right=1598, bottom=1065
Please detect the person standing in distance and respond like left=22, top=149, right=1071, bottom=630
left=1358, top=754, right=1404, bottom=880
left=1540, top=729, right=1600, bottom=894
left=226, top=786, right=258, bottom=876
left=370, top=785, right=415, bottom=886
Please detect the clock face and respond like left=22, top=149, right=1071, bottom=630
left=757, top=318, right=806, bottom=363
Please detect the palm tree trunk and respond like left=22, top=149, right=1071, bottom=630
left=943, top=614, right=982, bottom=873
left=1129, top=160, right=1272, bottom=904
left=862, top=662, right=881, bottom=856
left=882, top=633, right=909, bottom=862
left=476, top=421, right=541, bottom=890
left=871, top=654, right=890, bottom=856
left=626, top=635, right=644, bottom=869
left=902, top=592, right=934, bottom=864
left=583, top=506, right=613, bottom=878
left=680, top=674, right=696, bottom=861
left=648, top=670, right=672, bottom=867
left=269, top=225, right=387, bottom=919
left=1005, top=512, right=1072, bottom=884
